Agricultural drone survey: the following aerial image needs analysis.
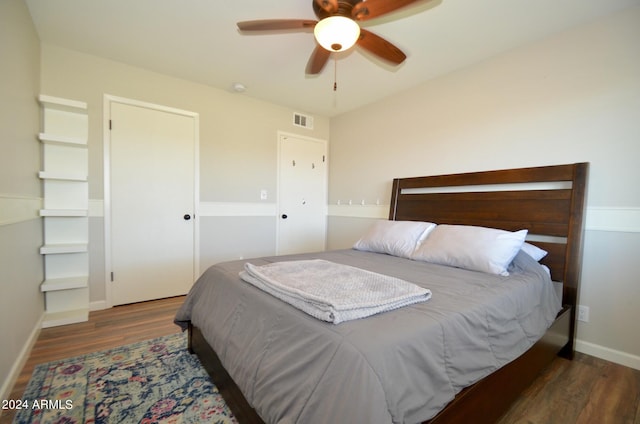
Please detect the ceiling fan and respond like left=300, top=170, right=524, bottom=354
left=237, top=0, right=423, bottom=74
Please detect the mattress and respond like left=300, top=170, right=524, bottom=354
left=175, top=249, right=561, bottom=424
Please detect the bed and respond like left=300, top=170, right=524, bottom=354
left=175, top=162, right=589, bottom=424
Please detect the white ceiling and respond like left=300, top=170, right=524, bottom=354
left=26, top=0, right=638, bottom=117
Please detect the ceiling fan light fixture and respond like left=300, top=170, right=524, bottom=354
left=314, top=16, right=360, bottom=52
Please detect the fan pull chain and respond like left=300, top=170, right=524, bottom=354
left=333, top=57, right=337, bottom=92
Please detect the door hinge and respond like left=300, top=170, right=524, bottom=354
left=323, top=155, right=325, bottom=162
left=110, top=272, right=114, bottom=282
left=109, top=119, right=112, bottom=130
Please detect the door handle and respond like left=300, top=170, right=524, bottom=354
left=184, top=214, right=191, bottom=220
left=281, top=214, right=288, bottom=219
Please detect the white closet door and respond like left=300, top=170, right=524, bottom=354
left=277, top=134, right=327, bottom=255
left=110, top=101, right=197, bottom=305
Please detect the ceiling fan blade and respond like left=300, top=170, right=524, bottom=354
left=357, top=29, right=407, bottom=65
left=306, top=45, right=331, bottom=74
left=314, top=0, right=338, bottom=14
left=237, top=19, right=317, bottom=31
left=352, top=0, right=422, bottom=21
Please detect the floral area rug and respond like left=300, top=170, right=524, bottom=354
left=13, top=332, right=237, bottom=424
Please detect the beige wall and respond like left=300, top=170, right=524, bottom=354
left=40, top=45, right=331, bottom=202
left=328, top=6, right=640, bottom=367
left=39, top=44, right=331, bottom=304
left=0, top=0, right=43, bottom=401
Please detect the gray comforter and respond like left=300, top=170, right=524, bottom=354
left=175, top=249, right=561, bottom=424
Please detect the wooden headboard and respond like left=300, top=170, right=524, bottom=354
left=389, top=163, right=589, bottom=352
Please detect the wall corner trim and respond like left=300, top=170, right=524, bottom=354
left=585, top=207, right=640, bottom=233
left=0, top=194, right=42, bottom=226
left=199, top=202, right=277, bottom=217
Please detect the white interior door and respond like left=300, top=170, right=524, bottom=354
left=108, top=99, right=197, bottom=305
left=277, top=133, right=327, bottom=255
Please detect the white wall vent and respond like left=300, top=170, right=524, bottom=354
left=293, top=112, right=314, bottom=130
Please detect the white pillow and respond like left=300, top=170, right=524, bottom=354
left=411, top=224, right=528, bottom=276
left=353, top=220, right=436, bottom=259
left=521, top=242, right=548, bottom=261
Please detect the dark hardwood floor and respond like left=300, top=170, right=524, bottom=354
left=2, top=296, right=639, bottom=424
left=497, top=351, right=640, bottom=424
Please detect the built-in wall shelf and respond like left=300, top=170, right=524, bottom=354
left=38, top=171, right=87, bottom=181
left=38, top=94, right=87, bottom=112
left=39, top=133, right=87, bottom=147
left=41, top=308, right=90, bottom=329
left=40, top=244, right=88, bottom=255
left=41, top=276, right=89, bottom=292
left=39, top=94, right=89, bottom=328
left=39, top=209, right=88, bottom=217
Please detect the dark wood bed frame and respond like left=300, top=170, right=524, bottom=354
left=188, top=162, right=589, bottom=424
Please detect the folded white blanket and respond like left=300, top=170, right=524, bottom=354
left=239, top=259, right=431, bottom=324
